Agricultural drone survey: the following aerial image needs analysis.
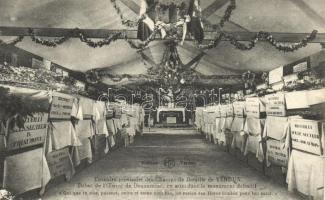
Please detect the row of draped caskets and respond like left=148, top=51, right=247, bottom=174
left=195, top=88, right=325, bottom=200
left=0, top=85, right=145, bottom=196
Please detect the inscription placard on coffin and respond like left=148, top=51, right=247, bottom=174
left=7, top=113, right=48, bottom=150
left=290, top=119, right=323, bottom=155
left=50, top=92, right=74, bottom=119
left=266, top=139, right=288, bottom=167
left=245, top=97, right=262, bottom=118
left=265, top=93, right=286, bottom=117
left=46, top=147, right=74, bottom=179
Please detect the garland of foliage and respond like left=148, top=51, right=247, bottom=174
left=219, top=0, right=236, bottom=28
left=77, top=29, right=122, bottom=48
left=201, top=0, right=236, bottom=31
left=28, top=28, right=122, bottom=48
left=28, top=28, right=69, bottom=47
left=0, top=0, right=317, bottom=52
left=199, top=30, right=318, bottom=52
left=124, top=27, right=159, bottom=49
left=110, top=0, right=139, bottom=27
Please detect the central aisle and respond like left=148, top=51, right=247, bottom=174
left=43, top=131, right=302, bottom=200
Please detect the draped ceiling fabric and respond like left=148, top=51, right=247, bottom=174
left=0, top=0, right=325, bottom=86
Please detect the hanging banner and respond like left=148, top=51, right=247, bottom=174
left=265, top=93, right=286, bottom=116
left=233, top=101, right=245, bottom=117
left=46, top=147, right=74, bottom=179
left=266, top=139, right=288, bottom=167
left=7, top=113, right=48, bottom=150
left=50, top=92, right=74, bottom=119
left=290, top=119, right=323, bottom=155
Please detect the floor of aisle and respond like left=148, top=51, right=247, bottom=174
left=42, top=130, right=303, bottom=200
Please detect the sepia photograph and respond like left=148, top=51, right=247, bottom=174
left=0, top=0, right=324, bottom=199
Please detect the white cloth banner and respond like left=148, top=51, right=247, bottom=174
left=95, top=119, right=109, bottom=137
left=78, top=97, right=95, bottom=117
left=3, top=148, right=51, bottom=195
left=93, top=101, right=107, bottom=121
left=74, top=120, right=94, bottom=140
left=244, top=134, right=264, bottom=162
left=287, top=150, right=324, bottom=200
left=244, top=118, right=265, bottom=136
left=231, top=132, right=246, bottom=152
left=106, top=119, right=116, bottom=135
left=263, top=116, right=289, bottom=141
left=49, top=121, right=81, bottom=151
left=231, top=117, right=245, bottom=132
left=72, top=138, right=93, bottom=166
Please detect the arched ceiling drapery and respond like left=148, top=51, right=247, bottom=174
left=0, top=0, right=324, bottom=86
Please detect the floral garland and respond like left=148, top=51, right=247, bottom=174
left=124, top=27, right=159, bottom=49
left=27, top=28, right=122, bottom=48
left=202, top=0, right=237, bottom=31
left=110, top=0, right=139, bottom=27
left=225, top=30, right=318, bottom=52
left=199, top=30, right=318, bottom=52
left=28, top=28, right=69, bottom=47
left=219, top=0, right=236, bottom=28
left=77, top=29, right=122, bottom=48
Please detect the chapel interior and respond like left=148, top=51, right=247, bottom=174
left=0, top=0, right=324, bottom=199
